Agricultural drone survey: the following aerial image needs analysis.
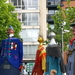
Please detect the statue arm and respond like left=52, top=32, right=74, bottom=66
left=41, top=50, right=46, bottom=72
left=19, top=38, right=23, bottom=67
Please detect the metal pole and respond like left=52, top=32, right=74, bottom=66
left=61, top=25, right=63, bottom=75
left=61, top=21, right=66, bottom=56
left=61, top=25, right=64, bottom=56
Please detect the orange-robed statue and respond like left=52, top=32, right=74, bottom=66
left=32, top=36, right=46, bottom=75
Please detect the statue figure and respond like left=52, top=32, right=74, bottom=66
left=45, top=32, right=66, bottom=75
left=66, top=23, right=75, bottom=75
left=0, top=26, right=23, bottom=75
left=32, top=35, right=46, bottom=75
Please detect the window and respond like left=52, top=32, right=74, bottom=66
left=47, top=10, right=58, bottom=19
left=23, top=45, right=38, bottom=58
left=10, top=0, right=38, bottom=10
left=50, top=24, right=54, bottom=29
left=55, top=0, right=61, bottom=5
left=48, top=10, right=58, bottom=15
left=17, top=13, right=39, bottom=26
left=26, top=0, right=38, bottom=10
left=20, top=29, right=39, bottom=42
left=10, top=0, right=24, bottom=10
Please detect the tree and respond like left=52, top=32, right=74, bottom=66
left=47, top=0, right=75, bottom=50
left=0, top=0, right=21, bottom=42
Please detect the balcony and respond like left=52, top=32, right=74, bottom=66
left=46, top=0, right=64, bottom=10
left=47, top=14, right=54, bottom=24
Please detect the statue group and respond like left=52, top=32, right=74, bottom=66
left=32, top=23, right=75, bottom=75
left=0, top=23, right=75, bottom=75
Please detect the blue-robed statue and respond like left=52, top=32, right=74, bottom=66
left=66, top=23, right=75, bottom=75
left=0, top=26, right=23, bottom=75
left=45, top=32, right=66, bottom=75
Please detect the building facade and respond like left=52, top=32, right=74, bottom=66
left=62, top=0, right=75, bottom=9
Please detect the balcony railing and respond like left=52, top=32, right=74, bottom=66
left=47, top=0, right=61, bottom=5
left=46, top=0, right=64, bottom=10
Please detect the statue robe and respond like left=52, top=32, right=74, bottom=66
left=0, top=37, right=23, bottom=75
left=45, top=45, right=65, bottom=75
left=66, top=38, right=75, bottom=75
left=32, top=45, right=46, bottom=75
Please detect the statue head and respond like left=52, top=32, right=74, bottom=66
left=7, top=25, right=14, bottom=35
left=70, top=23, right=75, bottom=36
left=37, top=35, right=44, bottom=44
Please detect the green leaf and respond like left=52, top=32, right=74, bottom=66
left=0, top=0, right=22, bottom=43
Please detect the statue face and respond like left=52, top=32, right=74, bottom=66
left=37, top=37, right=44, bottom=43
left=72, top=27, right=75, bottom=36
left=7, top=29, right=14, bottom=34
